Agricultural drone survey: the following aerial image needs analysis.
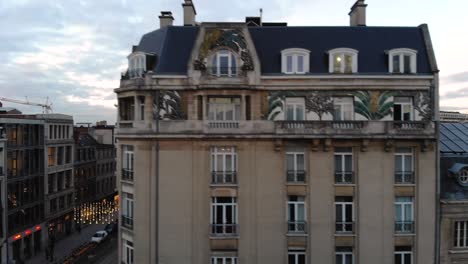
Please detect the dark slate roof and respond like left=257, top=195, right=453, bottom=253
left=137, top=25, right=432, bottom=75
left=440, top=123, right=468, bottom=154
left=448, top=163, right=468, bottom=174
left=248, top=26, right=432, bottom=74
left=77, top=133, right=98, bottom=146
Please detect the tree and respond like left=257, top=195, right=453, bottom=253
left=305, top=92, right=334, bottom=121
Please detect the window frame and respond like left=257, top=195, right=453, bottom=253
left=335, top=247, right=354, bottom=264
left=335, top=197, right=354, bottom=233
left=454, top=220, right=468, bottom=248
left=287, top=195, right=306, bottom=233
left=285, top=97, right=306, bottom=121
left=208, top=97, right=241, bottom=121
left=394, top=247, right=413, bottom=264
left=211, top=147, right=237, bottom=184
left=333, top=97, right=354, bottom=121
left=122, top=193, right=134, bottom=229
left=328, top=48, right=358, bottom=73
left=122, top=145, right=134, bottom=181
left=211, top=256, right=238, bottom=264
left=281, top=48, right=310, bottom=74
left=334, top=148, right=354, bottom=184
left=393, top=97, right=414, bottom=121
left=211, top=49, right=238, bottom=77
left=394, top=197, right=414, bottom=233
left=210, top=197, right=238, bottom=236
left=288, top=248, right=306, bottom=264
left=122, top=239, right=134, bottom=264
left=128, top=52, right=146, bottom=78
left=387, top=48, right=417, bottom=74
left=394, top=147, right=414, bottom=184
left=286, top=151, right=306, bottom=183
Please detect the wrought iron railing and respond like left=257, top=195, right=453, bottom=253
left=393, top=121, right=426, bottom=130
left=395, top=171, right=415, bottom=184
left=287, top=221, right=307, bottom=233
left=206, top=67, right=241, bottom=77
left=208, top=121, right=240, bottom=129
left=122, top=169, right=134, bottom=181
left=335, top=222, right=355, bottom=233
left=211, top=171, right=237, bottom=184
left=287, top=170, right=306, bottom=183
left=210, top=224, right=238, bottom=236
left=122, top=215, right=134, bottom=229
left=335, top=171, right=354, bottom=184
left=395, top=221, right=414, bottom=233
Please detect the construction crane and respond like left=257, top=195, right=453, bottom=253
left=0, top=97, right=53, bottom=114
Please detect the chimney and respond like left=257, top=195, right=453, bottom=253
left=182, top=0, right=196, bottom=26
left=159, top=11, right=174, bottom=28
left=349, top=0, right=367, bottom=26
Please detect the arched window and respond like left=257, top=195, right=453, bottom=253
left=128, top=52, right=146, bottom=78
left=211, top=49, right=237, bottom=77
left=460, top=170, right=468, bottom=184
left=387, top=48, right=417, bottom=74
left=328, top=48, right=358, bottom=73
left=281, top=48, right=310, bottom=74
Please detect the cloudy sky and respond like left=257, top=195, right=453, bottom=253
left=0, top=0, right=466, bottom=124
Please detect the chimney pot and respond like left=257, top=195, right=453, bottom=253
left=349, top=0, right=367, bottom=26
left=182, top=0, right=197, bottom=26
left=159, top=11, right=174, bottom=28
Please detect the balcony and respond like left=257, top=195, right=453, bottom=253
left=287, top=170, right=306, bottom=183
left=121, top=215, right=133, bottom=229
left=205, top=67, right=244, bottom=78
left=117, top=120, right=435, bottom=139
left=122, top=169, right=134, bottom=181
left=395, top=171, right=415, bottom=184
left=335, top=171, right=354, bottom=184
left=395, top=221, right=414, bottom=234
left=287, top=221, right=307, bottom=234
left=335, top=222, right=355, bottom=234
left=210, top=224, right=238, bottom=237
left=211, top=171, right=237, bottom=185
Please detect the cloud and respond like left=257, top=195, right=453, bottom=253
left=442, top=72, right=468, bottom=84
left=441, top=87, right=468, bottom=99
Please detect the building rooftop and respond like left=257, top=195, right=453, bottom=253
left=440, top=123, right=468, bottom=154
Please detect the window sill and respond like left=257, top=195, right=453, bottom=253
left=210, top=184, right=238, bottom=188
left=286, top=182, right=307, bottom=186
left=449, top=249, right=468, bottom=254
left=209, top=236, right=239, bottom=240
left=286, top=233, right=308, bottom=237
left=334, top=183, right=356, bottom=186
left=334, top=233, right=355, bottom=237
left=121, top=179, right=134, bottom=184
left=394, top=233, right=415, bottom=236
left=394, top=184, right=416, bottom=187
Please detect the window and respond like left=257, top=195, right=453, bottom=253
left=286, top=152, right=305, bottom=183
left=281, top=48, right=310, bottom=74
left=288, top=249, right=305, bottom=264
left=211, top=197, right=238, bottom=236
left=211, top=147, right=237, bottom=184
left=65, top=146, right=72, bottom=164
left=128, top=53, right=146, bottom=78
left=122, top=145, right=134, bottom=181
left=287, top=196, right=306, bottom=233
left=208, top=98, right=241, bottom=121
left=138, top=96, right=145, bottom=121
left=50, top=198, right=57, bottom=213
left=48, top=147, right=56, bottom=167
left=211, top=49, right=237, bottom=77
left=119, top=97, right=135, bottom=121
left=395, top=147, right=414, bottom=184
left=394, top=246, right=412, bottom=264
left=395, top=197, right=414, bottom=233
left=455, top=221, right=468, bottom=248
left=122, top=193, right=134, bottom=229
left=394, top=97, right=413, bottom=121
left=388, top=48, right=417, bottom=74
left=122, top=240, right=134, bottom=264
left=57, top=146, right=64, bottom=165
left=335, top=197, right=354, bottom=233
left=458, top=170, right=468, bottom=185
left=334, top=148, right=353, bottom=184
left=336, top=247, right=353, bottom=264
left=333, top=97, right=354, bottom=121
left=328, top=48, right=358, bottom=73
left=211, top=256, right=237, bottom=264
left=285, top=98, right=305, bottom=121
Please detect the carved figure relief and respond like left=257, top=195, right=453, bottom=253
left=266, top=91, right=334, bottom=120
left=194, top=28, right=254, bottom=71
left=353, top=91, right=394, bottom=120
left=154, top=90, right=186, bottom=120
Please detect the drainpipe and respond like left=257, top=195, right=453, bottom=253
left=154, top=90, right=160, bottom=263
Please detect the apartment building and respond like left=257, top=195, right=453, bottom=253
left=0, top=127, right=8, bottom=261
left=115, top=1, right=439, bottom=263
left=440, top=111, right=468, bottom=123
left=439, top=122, right=468, bottom=263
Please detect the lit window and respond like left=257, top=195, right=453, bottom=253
left=336, top=247, right=354, bottom=264
left=333, top=97, right=354, bottom=121
left=128, top=52, right=146, bottom=78
left=394, top=97, right=413, bottom=121
left=281, top=48, right=310, bottom=74
left=208, top=97, right=241, bottom=121
left=388, top=48, right=417, bottom=74
left=394, top=246, right=412, bottom=264
left=454, top=220, right=468, bottom=248
left=287, top=196, right=306, bottom=233
left=211, top=49, right=237, bottom=77
left=285, top=98, right=305, bottom=121
left=394, top=148, right=414, bottom=184
left=395, top=197, right=414, bottom=233
left=288, top=248, right=306, bottom=264
left=328, top=48, right=358, bottom=73
left=335, top=196, right=354, bottom=233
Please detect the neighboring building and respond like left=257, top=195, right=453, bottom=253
left=0, top=127, right=7, bottom=261
left=440, top=111, right=468, bottom=123
left=439, top=123, right=468, bottom=263
left=115, top=1, right=439, bottom=263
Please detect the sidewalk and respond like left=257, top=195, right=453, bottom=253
left=26, top=224, right=105, bottom=264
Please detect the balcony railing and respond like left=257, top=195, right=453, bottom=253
left=335, top=171, right=354, bottom=184
left=287, top=221, right=307, bottom=233
left=122, top=169, right=134, bottom=181
left=121, top=215, right=134, bottom=229
left=287, top=170, right=306, bottom=183
left=395, top=221, right=414, bottom=233
left=210, top=224, right=238, bottom=237
left=208, top=121, right=239, bottom=129
left=211, top=171, right=237, bottom=185
left=121, top=68, right=145, bottom=80
left=395, top=171, right=415, bottom=184
left=206, top=67, right=241, bottom=77
left=393, top=121, right=426, bottom=130
left=335, top=222, right=355, bottom=233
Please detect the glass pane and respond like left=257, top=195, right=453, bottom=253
left=298, top=204, right=305, bottom=221
left=404, top=253, right=411, bottom=264
left=231, top=54, right=237, bottom=68
left=235, top=104, right=241, bottom=120
left=288, top=204, right=295, bottom=221
left=288, top=255, right=295, bottom=264
left=336, top=204, right=343, bottom=221
left=395, top=254, right=401, bottom=264
left=287, top=56, right=293, bottom=72
left=344, top=103, right=353, bottom=120
left=286, top=105, right=294, bottom=120
left=344, top=156, right=352, bottom=171
left=394, top=104, right=402, bottom=121
left=215, top=206, right=222, bottom=224
left=335, top=155, right=342, bottom=172
left=395, top=156, right=402, bottom=171
left=287, top=154, right=294, bottom=171
left=226, top=155, right=232, bottom=172
left=345, top=255, right=353, bottom=264
left=334, top=105, right=342, bottom=120
left=217, top=154, right=223, bottom=171
left=395, top=204, right=402, bottom=221
left=298, top=254, right=305, bottom=264
left=403, top=105, right=411, bottom=121
left=225, top=107, right=234, bottom=120
left=404, top=55, right=411, bottom=73
left=404, top=156, right=412, bottom=171
left=220, top=56, right=229, bottom=74
left=345, top=205, right=353, bottom=222
left=226, top=205, right=233, bottom=224
left=336, top=254, right=343, bottom=264
left=296, top=106, right=304, bottom=121
left=297, top=56, right=304, bottom=72
left=393, top=55, right=400, bottom=73
left=404, top=204, right=412, bottom=220
left=216, top=106, right=224, bottom=120
left=334, top=54, right=342, bottom=72
left=297, top=154, right=305, bottom=170
left=344, top=54, right=352, bottom=73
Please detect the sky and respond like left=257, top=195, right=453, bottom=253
left=0, top=0, right=467, bottom=124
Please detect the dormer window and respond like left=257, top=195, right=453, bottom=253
left=328, top=48, right=358, bottom=73
left=128, top=52, right=146, bottom=78
left=211, top=49, right=237, bottom=77
left=388, top=48, right=417, bottom=74
left=281, top=48, right=310, bottom=74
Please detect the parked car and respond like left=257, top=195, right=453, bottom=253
left=91, top=230, right=108, bottom=243
left=104, top=223, right=117, bottom=234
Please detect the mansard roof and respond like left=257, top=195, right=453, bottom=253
left=136, top=25, right=434, bottom=75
